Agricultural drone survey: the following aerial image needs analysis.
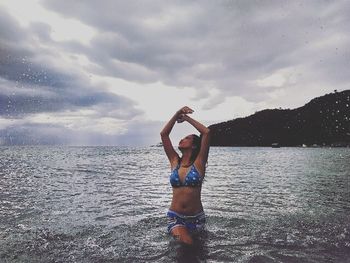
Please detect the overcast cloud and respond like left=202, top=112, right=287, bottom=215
left=0, top=0, right=349, bottom=145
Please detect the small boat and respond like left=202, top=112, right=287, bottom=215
left=150, top=142, right=163, bottom=147
left=271, top=143, right=280, bottom=148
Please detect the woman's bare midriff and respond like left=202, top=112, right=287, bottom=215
left=169, top=186, right=203, bottom=215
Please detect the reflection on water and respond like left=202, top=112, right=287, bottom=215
left=0, top=146, right=349, bottom=262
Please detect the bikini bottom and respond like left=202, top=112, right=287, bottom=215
left=167, top=210, right=206, bottom=234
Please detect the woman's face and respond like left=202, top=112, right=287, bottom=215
left=178, top=135, right=194, bottom=149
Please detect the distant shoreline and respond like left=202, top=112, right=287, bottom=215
left=209, top=90, right=350, bottom=147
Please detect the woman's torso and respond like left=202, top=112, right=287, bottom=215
left=169, top=163, right=204, bottom=215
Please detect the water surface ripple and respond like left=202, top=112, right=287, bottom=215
left=0, top=146, right=349, bottom=262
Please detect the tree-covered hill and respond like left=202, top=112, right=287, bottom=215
left=209, top=90, right=350, bottom=147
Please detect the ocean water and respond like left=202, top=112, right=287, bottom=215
left=0, top=146, right=349, bottom=263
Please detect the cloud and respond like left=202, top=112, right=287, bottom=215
left=0, top=119, right=163, bottom=146
left=29, top=21, right=52, bottom=42
left=1, top=1, right=350, bottom=145
left=0, top=8, right=146, bottom=144
left=41, top=0, right=350, bottom=109
left=0, top=9, right=28, bottom=42
left=0, top=9, right=142, bottom=119
left=0, top=122, right=70, bottom=145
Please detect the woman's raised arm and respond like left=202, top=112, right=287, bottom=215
left=181, top=114, right=211, bottom=167
left=160, top=106, right=194, bottom=166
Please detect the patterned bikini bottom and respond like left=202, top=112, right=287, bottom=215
left=167, top=210, right=206, bottom=234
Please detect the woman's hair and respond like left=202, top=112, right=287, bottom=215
left=190, top=134, right=201, bottom=163
left=178, top=134, right=202, bottom=165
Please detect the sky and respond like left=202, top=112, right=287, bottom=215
left=0, top=0, right=349, bottom=146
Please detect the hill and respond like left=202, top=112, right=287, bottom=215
left=209, top=90, right=350, bottom=147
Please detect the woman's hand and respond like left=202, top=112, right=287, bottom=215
left=176, top=106, right=193, bottom=123
left=177, top=114, right=187, bottom=123
left=177, top=106, right=194, bottom=115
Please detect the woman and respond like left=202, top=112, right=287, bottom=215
left=160, top=106, right=211, bottom=245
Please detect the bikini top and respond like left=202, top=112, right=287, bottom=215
left=170, top=163, right=203, bottom=188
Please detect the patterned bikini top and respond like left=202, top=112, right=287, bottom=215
left=170, top=163, right=202, bottom=187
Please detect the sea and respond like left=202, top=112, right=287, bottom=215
left=0, top=146, right=349, bottom=263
